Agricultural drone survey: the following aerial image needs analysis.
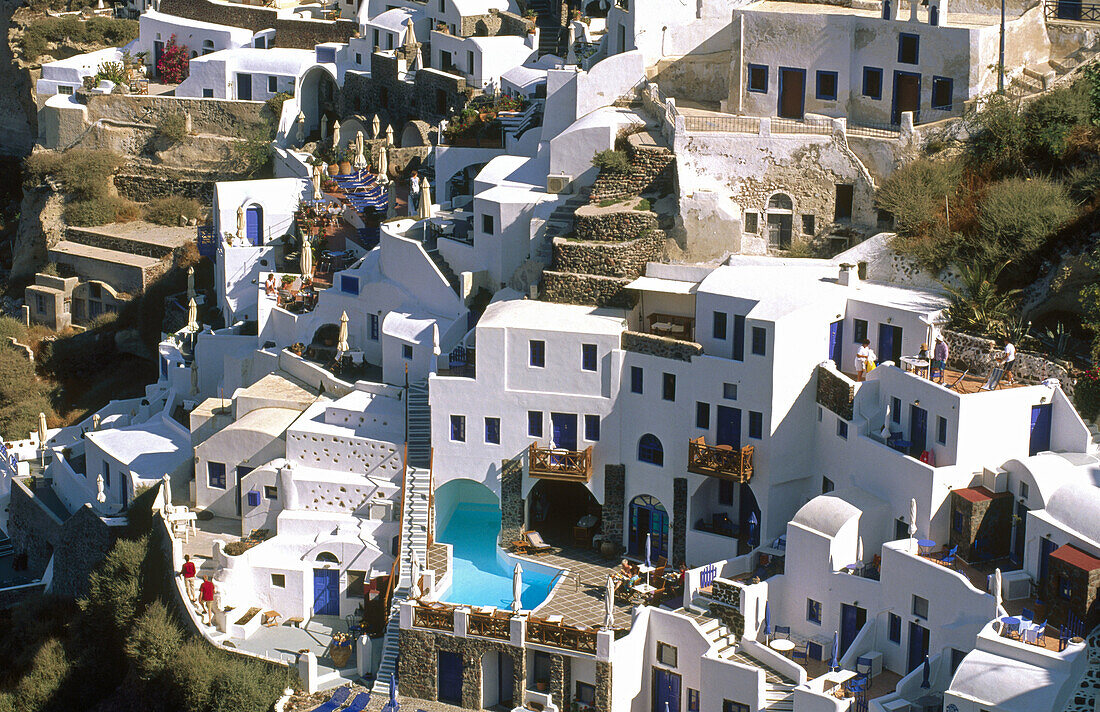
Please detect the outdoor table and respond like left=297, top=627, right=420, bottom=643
left=845, top=563, right=861, bottom=574
left=917, top=539, right=936, bottom=556
left=901, top=357, right=930, bottom=378
left=1000, top=616, right=1021, bottom=634
left=769, top=639, right=796, bottom=655
left=632, top=583, right=656, bottom=602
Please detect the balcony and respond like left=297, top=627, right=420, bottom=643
left=525, top=618, right=598, bottom=654
left=412, top=604, right=454, bottom=631
left=645, top=313, right=695, bottom=342
left=528, top=443, right=593, bottom=483
left=468, top=611, right=511, bottom=640
left=687, top=437, right=754, bottom=483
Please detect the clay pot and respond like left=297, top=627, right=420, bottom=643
left=327, top=163, right=340, bottom=177
left=339, top=160, right=352, bottom=174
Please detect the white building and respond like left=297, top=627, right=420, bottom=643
left=177, top=47, right=317, bottom=100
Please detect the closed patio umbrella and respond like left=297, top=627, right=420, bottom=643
left=38, top=412, right=47, bottom=446
left=829, top=630, right=840, bottom=671
left=409, top=548, right=421, bottom=599
left=748, top=511, right=759, bottom=547
left=236, top=204, right=246, bottom=240
left=565, top=21, right=577, bottom=65
left=856, top=536, right=864, bottom=565
left=417, top=177, right=432, bottom=220
left=909, top=498, right=918, bottom=539
left=388, top=672, right=397, bottom=711
left=920, top=655, right=931, bottom=688
left=604, top=574, right=615, bottom=629
left=644, top=531, right=652, bottom=568
left=187, top=298, right=198, bottom=331
left=372, top=114, right=381, bottom=139
left=512, top=562, right=523, bottom=612
left=337, top=311, right=350, bottom=354
left=300, top=237, right=313, bottom=278
left=320, top=119, right=328, bottom=141
left=312, top=167, right=322, bottom=201
left=296, top=111, right=306, bottom=146
left=187, top=266, right=195, bottom=300
left=763, top=601, right=771, bottom=640
left=332, top=120, right=341, bottom=152
left=92, top=413, right=100, bottom=430
left=354, top=131, right=367, bottom=170
left=378, top=143, right=389, bottom=183
left=404, top=16, right=417, bottom=48
left=96, top=474, right=106, bottom=503
left=385, top=123, right=394, bottom=146
left=994, top=567, right=1003, bottom=616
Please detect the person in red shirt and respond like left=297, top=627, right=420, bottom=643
left=199, top=576, right=216, bottom=625
left=179, top=555, right=197, bottom=602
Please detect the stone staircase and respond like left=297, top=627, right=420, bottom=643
left=699, top=618, right=796, bottom=712
left=527, top=0, right=563, bottom=57
left=534, top=194, right=590, bottom=265
left=1010, top=42, right=1100, bottom=98
left=407, top=380, right=432, bottom=469
left=427, top=249, right=461, bottom=295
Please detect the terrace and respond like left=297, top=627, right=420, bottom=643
left=687, top=437, right=754, bottom=482
left=527, top=442, right=593, bottom=483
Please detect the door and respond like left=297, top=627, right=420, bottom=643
left=716, top=406, right=742, bottom=448
left=829, top=319, right=844, bottom=365
left=767, top=213, right=792, bottom=249
left=550, top=413, right=578, bottom=450
left=1029, top=404, right=1052, bottom=456
left=835, top=184, right=854, bottom=222
left=840, top=603, right=867, bottom=658
left=153, top=40, right=164, bottom=78
left=245, top=205, right=263, bottom=246
left=909, top=404, right=928, bottom=455
left=892, top=71, right=920, bottom=124
left=438, top=651, right=463, bottom=704
left=630, top=496, right=669, bottom=561
left=878, top=323, right=902, bottom=364
left=313, top=568, right=340, bottom=615
left=121, top=482, right=129, bottom=510
left=778, top=67, right=806, bottom=119
left=236, top=72, right=253, bottom=100
left=1039, top=536, right=1057, bottom=586
left=498, top=652, right=514, bottom=706
left=653, top=667, right=681, bottom=712
left=1012, top=501, right=1028, bottom=564
left=907, top=621, right=929, bottom=673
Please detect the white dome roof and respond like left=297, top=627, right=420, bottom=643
left=1045, top=482, right=1100, bottom=545
left=792, top=494, right=861, bottom=538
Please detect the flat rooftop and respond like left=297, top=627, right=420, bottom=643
left=744, top=0, right=1003, bottom=27
left=49, top=241, right=161, bottom=269
left=72, top=221, right=197, bottom=249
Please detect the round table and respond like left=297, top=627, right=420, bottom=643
left=917, top=539, right=936, bottom=556
left=769, top=639, right=796, bottom=655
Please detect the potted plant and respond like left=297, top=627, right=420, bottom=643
left=535, top=679, right=549, bottom=692
left=338, top=146, right=353, bottom=175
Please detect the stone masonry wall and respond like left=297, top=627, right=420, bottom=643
left=816, top=364, right=855, bottom=420
left=458, top=9, right=532, bottom=37
left=552, top=231, right=663, bottom=279
left=341, top=59, right=471, bottom=131
left=708, top=579, right=745, bottom=640
left=589, top=142, right=676, bottom=204
left=52, top=504, right=114, bottom=599
left=541, top=271, right=636, bottom=309
left=114, top=174, right=218, bottom=203
left=157, top=0, right=357, bottom=47
left=80, top=93, right=269, bottom=137
left=500, top=455, right=524, bottom=547
left=673, top=478, right=686, bottom=567
left=621, top=331, right=703, bottom=362
left=7, top=479, right=63, bottom=576
left=399, top=627, right=528, bottom=710
left=66, top=228, right=177, bottom=259
left=943, top=329, right=1074, bottom=397
left=573, top=208, right=659, bottom=242
left=603, top=464, right=625, bottom=554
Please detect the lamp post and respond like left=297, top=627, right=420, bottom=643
left=998, top=0, right=1006, bottom=93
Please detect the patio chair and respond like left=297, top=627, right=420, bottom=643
left=525, top=530, right=553, bottom=555
left=773, top=625, right=790, bottom=640
left=344, top=692, right=370, bottom=712
left=936, top=545, right=957, bottom=568
left=856, top=656, right=874, bottom=682
left=307, top=686, right=350, bottom=712
left=791, top=645, right=808, bottom=663
left=946, top=369, right=969, bottom=392
left=979, top=366, right=1004, bottom=391
left=1021, top=607, right=1035, bottom=622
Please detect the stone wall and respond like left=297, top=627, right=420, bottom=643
left=552, top=231, right=663, bottom=279
left=80, top=93, right=270, bottom=137
left=672, top=478, right=686, bottom=567
left=589, top=141, right=676, bottom=204
left=1043, top=552, right=1100, bottom=631
left=114, top=173, right=219, bottom=203
left=707, top=579, right=745, bottom=640
left=943, top=329, right=1074, bottom=397
left=816, top=364, right=855, bottom=420
left=398, top=627, right=527, bottom=709
left=602, top=464, right=625, bottom=554
left=947, top=489, right=1012, bottom=564
left=7, top=478, right=64, bottom=576
left=341, top=58, right=471, bottom=132
left=621, top=331, right=703, bottom=362
left=573, top=208, right=659, bottom=242
left=541, top=271, right=636, bottom=309
left=500, top=455, right=524, bottom=547
left=157, top=0, right=357, bottom=48
left=66, top=227, right=177, bottom=259
left=52, top=504, right=114, bottom=599
left=458, top=9, right=531, bottom=37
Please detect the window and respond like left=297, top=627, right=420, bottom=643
left=341, top=275, right=359, bottom=294
left=862, top=67, right=883, bottom=99
left=202, top=39, right=214, bottom=54
left=747, top=64, right=768, bottom=93
left=662, top=373, right=676, bottom=401
left=895, top=517, right=909, bottom=540
left=316, top=47, right=336, bottom=63
left=485, top=417, right=500, bottom=444
left=748, top=411, right=763, bottom=439
left=582, top=343, right=597, bottom=371
left=402, top=344, right=413, bottom=360
left=372, top=29, right=380, bottom=46
left=386, top=33, right=394, bottom=50
left=723, top=383, right=737, bottom=400
left=1019, top=481, right=1029, bottom=500
left=822, top=476, right=835, bottom=494
left=817, top=407, right=823, bottom=422
left=271, top=573, right=286, bottom=587
left=203, top=87, right=214, bottom=98
left=751, top=327, right=767, bottom=355
left=355, top=52, right=362, bottom=64
left=466, top=50, right=474, bottom=75
left=688, top=690, right=700, bottom=712
left=952, top=509, right=964, bottom=533
left=208, top=462, right=226, bottom=489
left=1060, top=576, right=1073, bottom=601
left=723, top=703, right=749, bottom=712
left=347, top=570, right=367, bottom=598
left=657, top=642, right=678, bottom=667
left=837, top=419, right=848, bottom=439
left=815, top=70, right=838, bottom=100
left=696, top=402, right=710, bottom=429
left=34, top=294, right=47, bottom=314
left=438, top=0, right=444, bottom=10
left=891, top=397, right=901, bottom=424
left=936, top=416, right=947, bottom=444
left=369, top=313, right=379, bottom=340
left=807, top=599, right=822, bottom=624
left=58, top=85, right=73, bottom=95
left=528, top=411, right=543, bottom=437
left=931, top=76, right=953, bottom=110
left=912, top=594, right=929, bottom=619
left=638, top=434, right=664, bottom=465
left=481, top=214, right=494, bottom=234
left=631, top=366, right=643, bottom=394
left=102, top=461, right=110, bottom=487
left=247, top=490, right=261, bottom=507
left=529, top=340, right=545, bottom=367
left=718, top=479, right=734, bottom=506
left=733, top=314, right=746, bottom=360
left=854, top=318, right=868, bottom=343
left=576, top=682, right=595, bottom=706
left=584, top=414, right=600, bottom=441
left=713, top=311, right=728, bottom=340
left=898, top=33, right=919, bottom=64
left=744, top=212, right=759, bottom=233
left=450, top=414, right=466, bottom=442
left=888, top=613, right=902, bottom=643
left=802, top=214, right=815, bottom=235
left=264, top=485, right=278, bottom=499
left=268, top=75, right=278, bottom=93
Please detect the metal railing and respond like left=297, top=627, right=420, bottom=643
left=683, top=114, right=760, bottom=133
left=1045, top=0, right=1100, bottom=21
left=528, top=443, right=593, bottom=482
left=525, top=619, right=598, bottom=653
left=687, top=437, right=754, bottom=482
left=197, top=224, right=217, bottom=258
left=468, top=611, right=511, bottom=640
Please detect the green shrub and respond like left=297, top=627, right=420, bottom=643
left=592, top=149, right=630, bottom=174
left=1023, top=82, right=1092, bottom=167
left=144, top=196, right=201, bottom=225
left=125, top=601, right=183, bottom=681
left=976, top=177, right=1075, bottom=262
left=157, top=114, right=189, bottom=144
left=634, top=198, right=651, bottom=211
left=0, top=342, right=55, bottom=439
left=56, top=149, right=125, bottom=199
left=940, top=262, right=1022, bottom=338
left=207, top=656, right=293, bottom=712
left=232, top=127, right=273, bottom=177
left=95, top=59, right=126, bottom=85
left=875, top=158, right=960, bottom=239
left=7, top=638, right=71, bottom=707
left=24, top=151, right=64, bottom=183
left=19, top=17, right=138, bottom=62
left=64, top=198, right=117, bottom=226
left=0, top=315, right=27, bottom=341
left=1077, top=367, right=1100, bottom=420
left=79, top=536, right=147, bottom=636
left=265, top=91, right=292, bottom=120
left=165, top=639, right=219, bottom=712
left=964, top=95, right=1029, bottom=177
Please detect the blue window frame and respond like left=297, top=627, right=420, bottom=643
left=402, top=344, right=413, bottom=360
left=528, top=411, right=543, bottom=437
left=888, top=613, right=902, bottom=642
left=937, top=416, right=948, bottom=444
left=807, top=598, right=822, bottom=624
left=1060, top=576, right=1073, bottom=600
left=316, top=46, right=336, bottom=63
left=751, top=327, right=767, bottom=356
left=369, top=313, right=379, bottom=340
left=862, top=67, right=883, bottom=99
left=247, top=490, right=261, bottom=507
left=854, top=318, right=868, bottom=343
left=733, top=315, right=746, bottom=360
left=898, top=33, right=919, bottom=64
left=340, top=275, right=359, bottom=294
left=638, top=434, right=664, bottom=466
left=931, top=76, right=953, bottom=110
left=450, top=415, right=465, bottom=442
left=631, top=366, right=643, bottom=394
left=582, top=343, right=597, bottom=371
left=749, top=411, right=763, bottom=439
left=837, top=419, right=849, bottom=439
left=485, top=417, right=500, bottom=444
left=891, top=397, right=902, bottom=424
left=747, top=64, right=768, bottom=93
left=584, top=414, right=600, bottom=441
left=208, top=462, right=226, bottom=489
left=529, top=340, right=545, bottom=367
left=713, top=311, right=727, bottom=340
left=696, top=402, right=710, bottom=429
left=816, top=70, right=838, bottom=101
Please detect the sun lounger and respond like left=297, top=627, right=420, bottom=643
left=308, top=686, right=350, bottom=712
left=525, top=530, right=552, bottom=554
left=344, top=692, right=370, bottom=712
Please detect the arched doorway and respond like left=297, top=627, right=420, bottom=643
left=298, top=65, right=339, bottom=138
left=480, top=650, right=514, bottom=708
left=313, top=550, right=340, bottom=615
left=245, top=204, right=263, bottom=245
left=628, top=494, right=668, bottom=561
left=526, top=479, right=600, bottom=548
left=765, top=193, right=793, bottom=249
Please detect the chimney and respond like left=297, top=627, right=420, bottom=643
left=839, top=263, right=860, bottom=287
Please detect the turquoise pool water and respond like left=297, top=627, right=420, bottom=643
left=437, top=502, right=559, bottom=609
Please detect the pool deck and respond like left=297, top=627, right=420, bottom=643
left=519, top=545, right=635, bottom=630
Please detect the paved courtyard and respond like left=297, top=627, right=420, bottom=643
left=519, top=545, right=637, bottom=629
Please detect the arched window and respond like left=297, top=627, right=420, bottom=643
left=316, top=551, right=339, bottom=563
left=202, top=39, right=215, bottom=56
left=638, top=434, right=664, bottom=466
left=767, top=193, right=793, bottom=211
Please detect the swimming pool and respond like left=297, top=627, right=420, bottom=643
left=437, top=502, right=560, bottom=609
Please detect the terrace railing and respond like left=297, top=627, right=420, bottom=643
left=468, top=611, right=511, bottom=640
left=525, top=619, right=598, bottom=654
left=1045, top=0, right=1100, bottom=21
left=197, top=224, right=217, bottom=258
left=528, top=443, right=593, bottom=482
left=412, top=604, right=455, bottom=631
left=687, top=437, right=754, bottom=482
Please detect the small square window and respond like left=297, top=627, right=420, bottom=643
left=723, top=383, right=737, bottom=400
left=807, top=598, right=822, bottom=624
left=751, top=327, right=766, bottom=356
left=529, top=340, right=545, bottom=367
left=268, top=75, right=278, bottom=93
left=402, top=344, right=413, bottom=360
left=837, top=419, right=848, bottom=439
left=347, top=570, right=367, bottom=598
left=584, top=414, right=600, bottom=441
left=202, top=88, right=214, bottom=98
left=58, top=85, right=73, bottom=95
left=576, top=682, right=595, bottom=705
left=854, top=319, right=868, bottom=343
left=931, top=76, right=953, bottom=110
left=208, top=462, right=226, bottom=489
left=662, top=373, right=676, bottom=401
left=898, top=33, right=919, bottom=64
left=485, top=417, right=500, bottom=444
left=341, top=275, right=359, bottom=294
left=696, top=402, right=710, bottom=429
left=450, top=414, right=466, bottom=442
left=713, top=312, right=727, bottom=340
left=582, top=343, right=597, bottom=371
left=481, top=214, right=494, bottom=234
left=888, top=613, right=901, bottom=643
left=657, top=642, right=678, bottom=667
left=749, top=411, right=763, bottom=439
left=247, top=490, right=261, bottom=507
left=1060, top=576, right=1074, bottom=601
left=952, top=509, right=965, bottom=533
left=862, top=67, right=882, bottom=99
left=891, top=397, right=901, bottom=424
left=801, top=214, right=815, bottom=235
left=912, top=594, right=929, bottom=619
left=747, top=64, right=768, bottom=93
left=264, top=485, right=278, bottom=500
left=528, top=411, right=543, bottom=437
left=271, top=573, right=286, bottom=587
left=936, top=416, right=948, bottom=445
left=744, top=212, right=759, bottom=233
left=815, top=70, right=838, bottom=101
left=631, top=366, right=643, bottom=394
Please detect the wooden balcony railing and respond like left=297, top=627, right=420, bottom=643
left=687, top=437, right=754, bottom=483
left=528, top=443, right=593, bottom=482
left=646, top=313, right=695, bottom=342
left=468, top=611, right=511, bottom=640
left=412, top=604, right=454, bottom=631
left=525, top=619, right=598, bottom=654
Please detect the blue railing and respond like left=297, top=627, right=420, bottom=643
left=197, top=224, right=217, bottom=258
left=0, top=440, right=18, bottom=478
left=700, top=563, right=717, bottom=589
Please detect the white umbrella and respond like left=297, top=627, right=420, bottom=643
left=236, top=204, right=246, bottom=240
left=604, top=574, right=615, bottom=629
left=994, top=567, right=1003, bottom=615
left=409, top=549, right=422, bottom=599
left=312, top=168, right=322, bottom=201
left=909, top=498, right=918, bottom=539
left=377, top=143, right=389, bottom=183
left=385, top=124, right=394, bottom=146
left=300, top=237, right=313, bottom=278
left=372, top=114, right=381, bottom=139
left=566, top=22, right=577, bottom=65
left=96, top=474, right=106, bottom=503
left=337, top=311, right=350, bottom=354
left=404, top=17, right=417, bottom=48
left=512, top=562, right=523, bottom=612
left=296, top=111, right=306, bottom=146
left=856, top=536, right=864, bottom=564
left=37, top=412, right=47, bottom=446
left=417, top=177, right=433, bottom=220
left=320, top=119, right=328, bottom=141
left=187, top=298, right=198, bottom=331
left=186, top=266, right=195, bottom=300
left=332, top=120, right=341, bottom=152
left=354, top=131, right=367, bottom=169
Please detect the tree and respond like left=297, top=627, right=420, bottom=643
left=940, top=262, right=1022, bottom=338
left=157, top=35, right=189, bottom=84
left=125, top=601, right=183, bottom=681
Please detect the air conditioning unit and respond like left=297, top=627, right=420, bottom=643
left=547, top=174, right=572, bottom=194
left=982, top=467, right=1007, bottom=493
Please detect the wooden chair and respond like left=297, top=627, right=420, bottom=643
left=525, top=530, right=553, bottom=555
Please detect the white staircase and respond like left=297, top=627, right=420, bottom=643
left=407, top=381, right=431, bottom=469
left=700, top=618, right=796, bottom=711
left=372, top=463, right=432, bottom=696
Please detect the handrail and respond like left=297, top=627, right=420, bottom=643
left=687, top=437, right=754, bottom=482
left=427, top=447, right=435, bottom=547
left=528, top=442, right=593, bottom=481
left=525, top=619, right=598, bottom=653
left=384, top=440, right=409, bottom=610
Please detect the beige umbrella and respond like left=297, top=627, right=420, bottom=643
left=38, top=412, right=47, bottom=446
left=186, top=266, right=195, bottom=300
left=96, top=474, right=106, bottom=503
left=909, top=498, right=918, bottom=539
left=856, top=536, right=864, bottom=565
left=187, top=298, right=199, bottom=331
left=993, top=568, right=1003, bottom=614
left=300, top=237, right=313, bottom=278
left=404, top=17, right=417, bottom=48
left=312, top=167, right=322, bottom=201
left=418, top=177, right=432, bottom=220
left=377, top=143, right=389, bottom=183
left=337, top=311, right=350, bottom=353
left=332, top=120, right=341, bottom=151
left=385, top=124, right=394, bottom=146
left=512, top=563, right=523, bottom=613
left=566, top=22, right=577, bottom=65
left=296, top=111, right=306, bottom=146
left=372, top=114, right=381, bottom=139
left=236, top=204, right=246, bottom=240
left=92, top=413, right=100, bottom=430
left=354, top=131, right=367, bottom=170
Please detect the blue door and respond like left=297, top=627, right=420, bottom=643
left=829, top=319, right=844, bottom=365
left=313, top=568, right=339, bottom=615
left=629, top=495, right=669, bottom=561
left=245, top=205, right=263, bottom=246
left=438, top=651, right=463, bottom=704
left=653, top=667, right=681, bottom=712
left=1039, top=537, right=1057, bottom=586
left=840, top=603, right=866, bottom=659
left=878, top=323, right=902, bottom=364
left=909, top=405, right=927, bottom=456
left=498, top=652, right=513, bottom=706
left=716, top=406, right=741, bottom=448
left=550, top=412, right=577, bottom=450
left=1029, top=404, right=1052, bottom=456
left=907, top=622, right=929, bottom=673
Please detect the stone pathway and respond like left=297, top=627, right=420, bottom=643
left=521, top=545, right=634, bottom=629
left=1064, top=625, right=1100, bottom=712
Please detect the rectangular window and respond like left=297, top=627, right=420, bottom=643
left=912, top=594, right=929, bottom=619
left=582, top=343, right=597, bottom=371
left=450, top=415, right=466, bottom=442
left=747, top=64, right=768, bottom=93
left=662, top=373, right=676, bottom=401
left=817, top=407, right=823, bottom=422
left=373, top=29, right=379, bottom=46
left=584, top=414, right=600, bottom=441
left=529, top=340, right=545, bottom=367
left=102, top=461, right=110, bottom=487
left=268, top=75, right=278, bottom=93
left=696, top=402, right=710, bottom=429
left=713, top=312, right=728, bottom=340
left=341, top=275, right=359, bottom=294
left=815, top=70, right=838, bottom=101
left=888, top=613, right=901, bottom=643
left=271, top=573, right=286, bottom=587
left=718, top=479, right=734, bottom=506
left=402, top=344, right=413, bottom=360
left=854, top=318, right=868, bottom=343
left=1060, top=576, right=1074, bottom=601
left=952, top=509, right=964, bottom=533
left=485, top=417, right=500, bottom=444
left=748, top=411, right=763, bottom=439
left=891, top=397, right=902, bottom=424
left=733, top=315, right=746, bottom=360
left=528, top=411, right=543, bottom=437
left=723, top=703, right=749, bottom=712
left=246, top=490, right=261, bottom=507
left=723, top=383, right=737, bottom=400
left=202, top=88, right=214, bottom=98
left=802, top=214, right=815, bottom=235
left=264, top=485, right=278, bottom=499
left=631, top=366, right=643, bottom=394
left=807, top=599, right=822, bottom=624
left=481, top=214, right=494, bottom=234
left=34, top=294, right=46, bottom=314
left=58, top=85, right=74, bottom=95
left=208, top=462, right=226, bottom=489
left=898, top=33, right=919, bottom=64
left=837, top=419, right=848, bottom=439
left=657, top=642, right=678, bottom=667
left=751, top=327, right=766, bottom=356
left=744, top=212, right=759, bottom=233
left=936, top=416, right=948, bottom=445
left=355, top=52, right=362, bottom=64
left=576, top=682, right=595, bottom=705
left=688, top=690, right=699, bottom=712
left=862, top=67, right=883, bottom=99
left=369, top=313, right=379, bottom=340
left=1020, top=481, right=1029, bottom=499
left=931, top=76, right=953, bottom=110
left=347, top=570, right=367, bottom=598
left=466, top=50, right=474, bottom=75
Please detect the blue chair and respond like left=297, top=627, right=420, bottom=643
left=308, top=687, right=350, bottom=712
left=937, top=545, right=957, bottom=568
left=344, top=693, right=370, bottom=712
left=773, top=625, right=790, bottom=640
left=856, top=655, right=874, bottom=682
left=1021, top=607, right=1035, bottom=622
left=792, top=645, right=808, bottom=663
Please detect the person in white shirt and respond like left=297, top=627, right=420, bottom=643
left=408, top=169, right=420, bottom=215
left=1001, top=339, right=1016, bottom=384
left=855, top=339, right=876, bottom=381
